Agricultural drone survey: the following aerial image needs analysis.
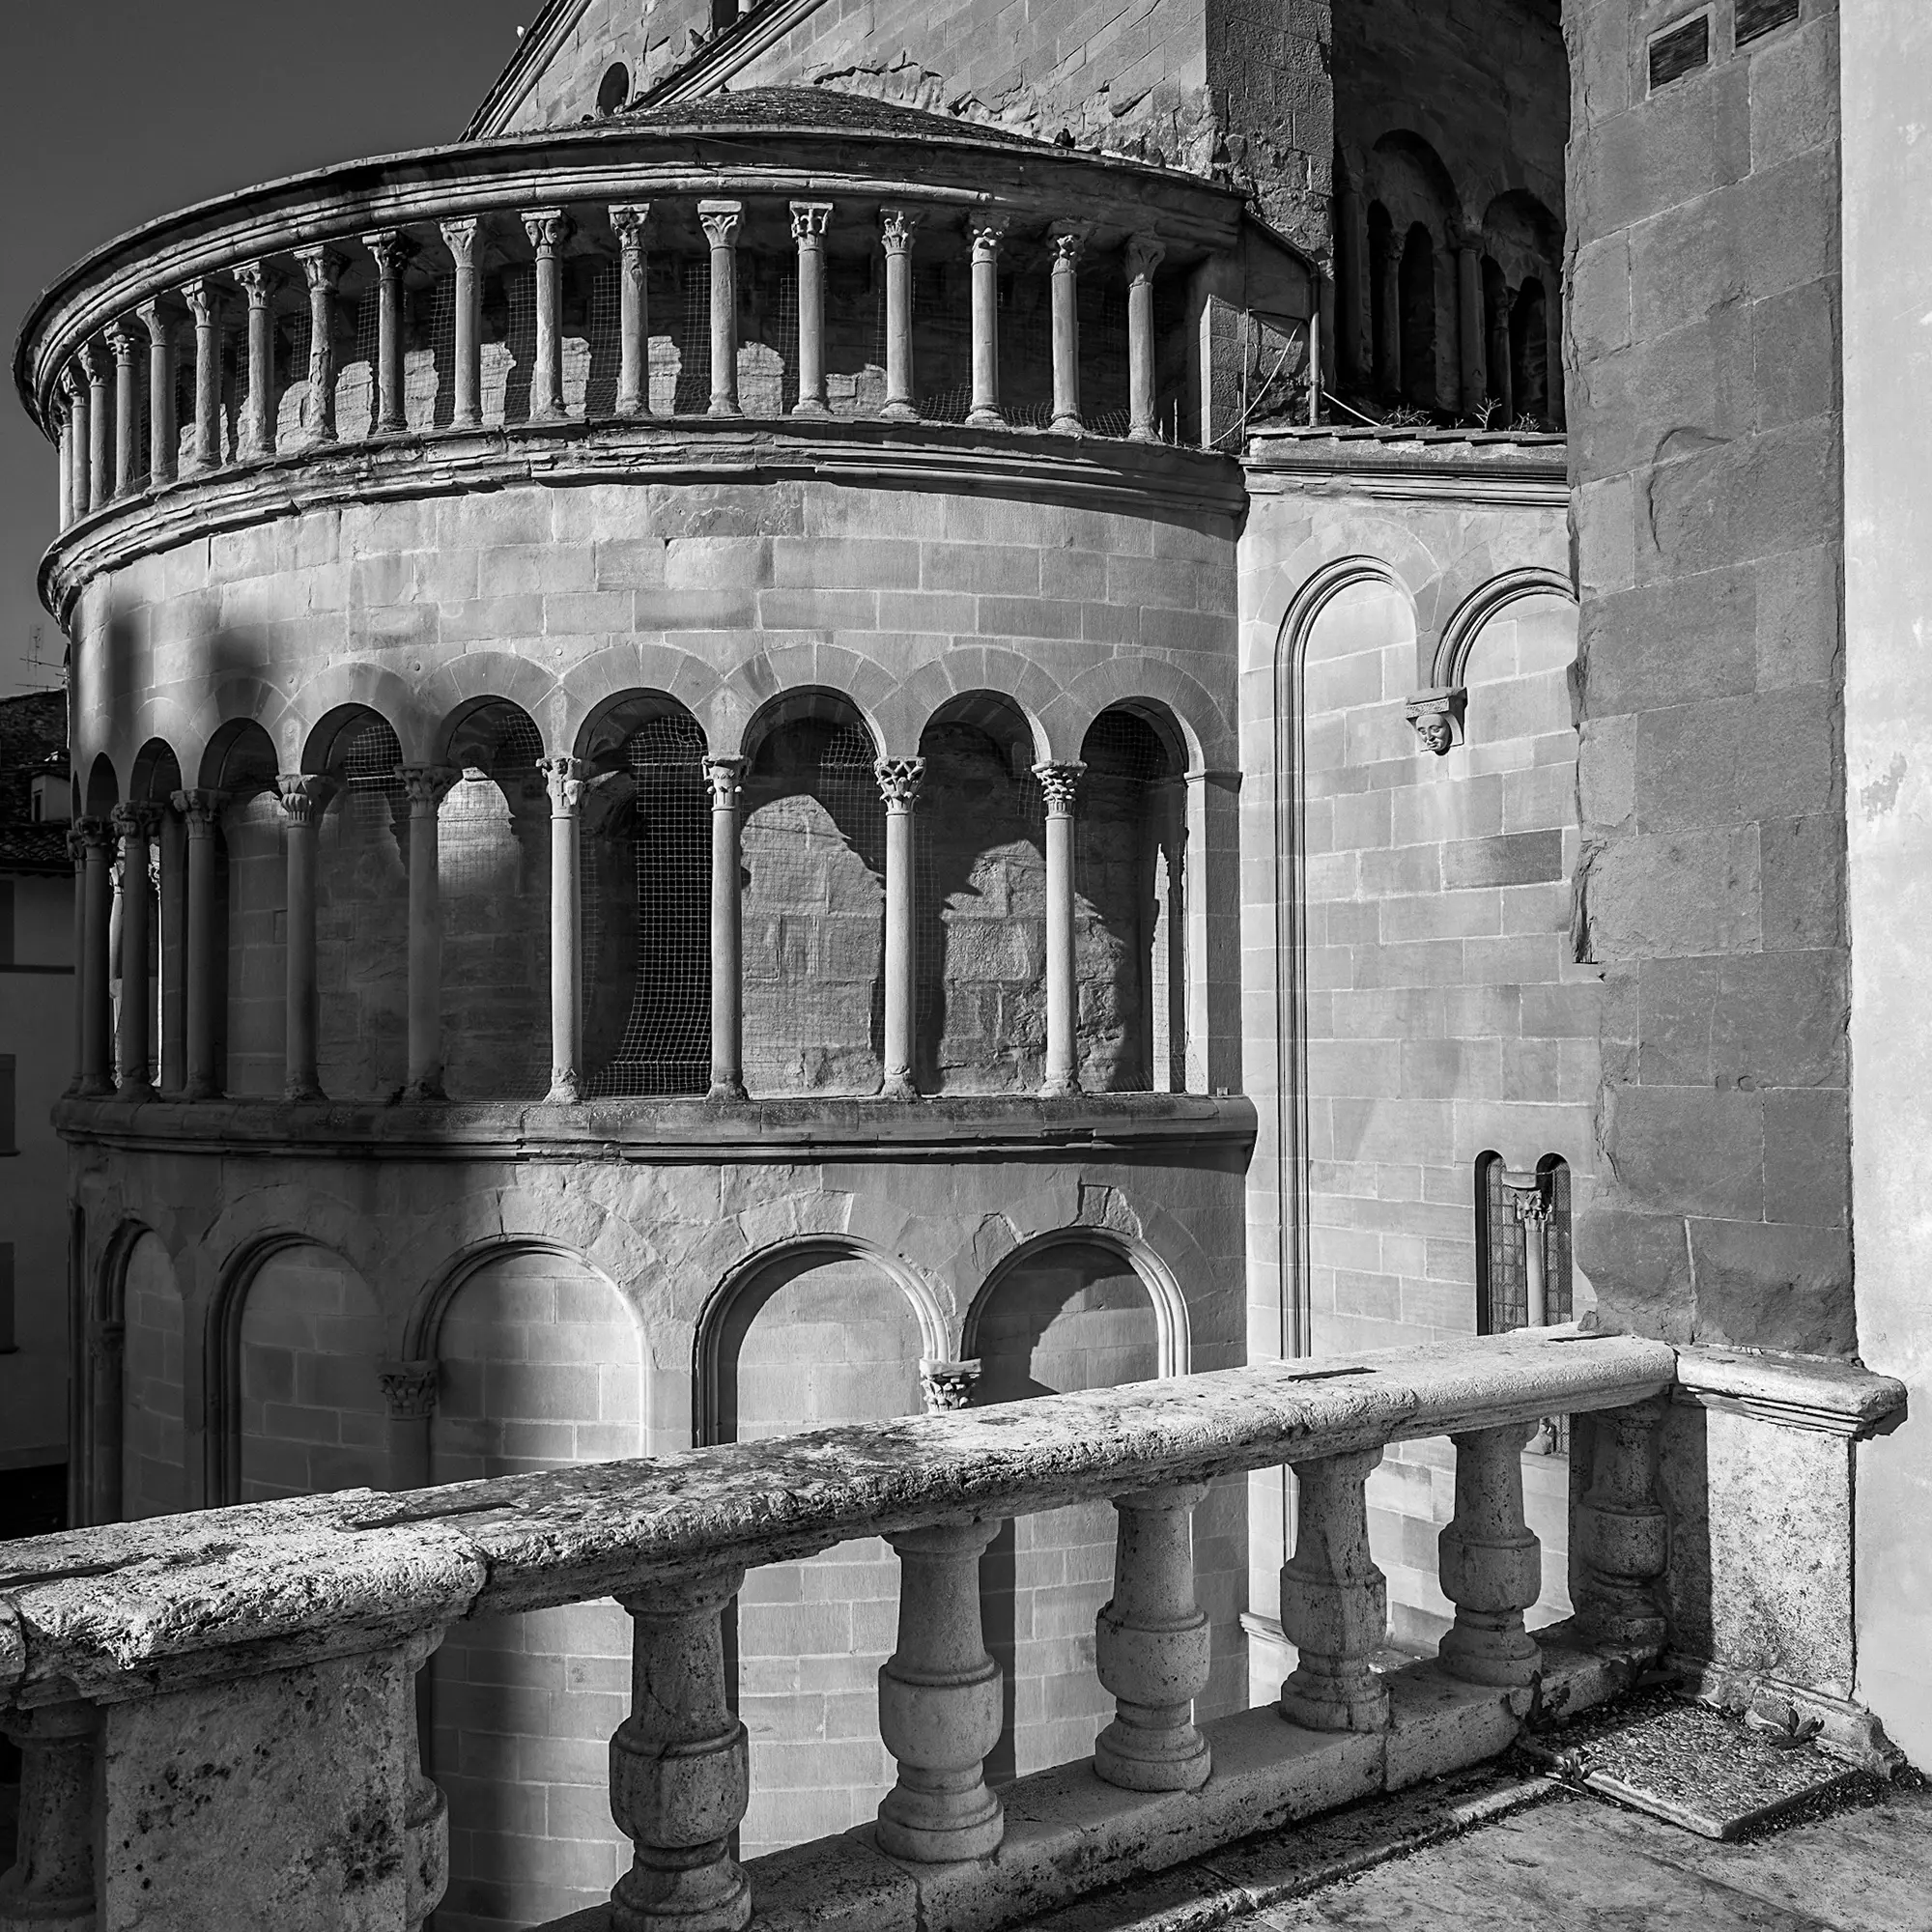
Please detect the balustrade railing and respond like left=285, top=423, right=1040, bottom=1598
left=0, top=1327, right=1681, bottom=1932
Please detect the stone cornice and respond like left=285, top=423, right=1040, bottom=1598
left=38, top=413, right=1244, bottom=622
left=53, top=1090, right=1258, bottom=1164
left=1244, top=427, right=1569, bottom=508
left=1670, top=1345, right=1908, bottom=1439
left=16, top=127, right=1243, bottom=433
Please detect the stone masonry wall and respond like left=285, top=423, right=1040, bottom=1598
left=122, top=1231, right=185, bottom=1520
left=1568, top=0, right=1850, bottom=1351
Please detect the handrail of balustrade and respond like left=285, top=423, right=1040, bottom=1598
left=0, top=1326, right=1673, bottom=1705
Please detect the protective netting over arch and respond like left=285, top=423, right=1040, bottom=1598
left=582, top=711, right=711, bottom=1098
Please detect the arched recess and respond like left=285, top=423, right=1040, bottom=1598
left=574, top=691, right=712, bottom=1098
left=739, top=691, right=886, bottom=1096
left=1367, top=201, right=1397, bottom=397
left=202, top=720, right=283, bottom=1097
left=125, top=739, right=185, bottom=1089
left=1431, top=568, right=1577, bottom=689
left=1510, top=278, right=1549, bottom=424
left=1367, top=131, right=1460, bottom=410
left=120, top=1229, right=185, bottom=1520
left=425, top=1241, right=643, bottom=1931
left=695, top=1239, right=933, bottom=1860
left=961, top=1234, right=1175, bottom=1785
left=1077, top=705, right=1186, bottom=1094
left=439, top=697, right=553, bottom=1101
left=1271, top=558, right=1415, bottom=1361
left=1399, top=223, right=1438, bottom=411
left=82, top=752, right=119, bottom=818
left=914, top=692, right=1046, bottom=1094
left=302, top=704, right=409, bottom=1100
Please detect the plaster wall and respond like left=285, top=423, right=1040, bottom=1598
left=1567, top=0, right=1851, bottom=1353
left=1840, top=0, right=1932, bottom=1772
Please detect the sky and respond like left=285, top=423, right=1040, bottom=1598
left=0, top=0, right=536, bottom=699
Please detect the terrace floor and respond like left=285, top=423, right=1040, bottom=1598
left=1019, top=1759, right=1932, bottom=1932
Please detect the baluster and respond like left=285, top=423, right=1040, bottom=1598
left=0, top=1700, right=99, bottom=1926
left=611, top=1568, right=752, bottom=1932
left=1094, top=1482, right=1212, bottom=1791
left=1570, top=1396, right=1668, bottom=1654
left=400, top=1631, right=448, bottom=1932
left=1437, top=1424, right=1541, bottom=1688
left=877, top=1520, right=1005, bottom=1861
left=1278, top=1448, right=1389, bottom=1732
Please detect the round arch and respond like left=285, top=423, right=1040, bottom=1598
left=1431, top=566, right=1577, bottom=689
left=404, top=1234, right=636, bottom=1362
left=128, top=737, right=184, bottom=806
left=692, top=1235, right=948, bottom=1446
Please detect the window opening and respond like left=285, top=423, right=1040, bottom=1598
left=1648, top=12, right=1711, bottom=90
left=1736, top=0, right=1800, bottom=45
left=596, top=61, right=631, bottom=117
left=1398, top=223, right=1437, bottom=412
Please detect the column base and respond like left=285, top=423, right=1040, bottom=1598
left=707, top=398, right=743, bottom=418
left=78, top=1076, right=120, bottom=1099
left=1038, top=1076, right=1083, bottom=1098
left=614, top=397, right=649, bottom=419
left=707, top=1077, right=749, bottom=1103
left=879, top=1074, right=919, bottom=1103
left=877, top=401, right=919, bottom=423
left=1128, top=423, right=1158, bottom=443
left=1050, top=413, right=1084, bottom=436
left=374, top=412, right=407, bottom=437
left=183, top=1079, right=220, bottom=1103
left=113, top=1079, right=157, bottom=1102
left=790, top=399, right=832, bottom=419
left=283, top=1079, right=326, bottom=1103
left=1094, top=1718, right=1212, bottom=1793
left=1278, top=1667, right=1390, bottom=1734
left=448, top=410, right=481, bottom=431
left=545, top=1076, right=582, bottom=1106
left=400, top=1078, right=445, bottom=1105
left=965, top=407, right=1005, bottom=429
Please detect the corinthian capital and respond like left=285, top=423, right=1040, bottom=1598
left=1125, top=233, right=1168, bottom=282
left=965, top=213, right=1011, bottom=258
left=789, top=200, right=834, bottom=243
left=1048, top=222, right=1093, bottom=267
left=541, top=755, right=587, bottom=813
left=275, top=772, right=339, bottom=823
left=399, top=765, right=457, bottom=811
left=294, top=244, right=347, bottom=295
left=521, top=208, right=572, bottom=253
left=233, top=260, right=281, bottom=307
left=702, top=755, right=745, bottom=805
left=439, top=215, right=486, bottom=268
left=1032, top=760, right=1085, bottom=814
left=874, top=756, right=925, bottom=810
left=879, top=206, right=923, bottom=255
left=697, top=200, right=743, bottom=249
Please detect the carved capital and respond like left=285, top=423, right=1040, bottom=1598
left=879, top=205, right=923, bottom=255
left=439, top=215, right=486, bottom=267
left=233, top=260, right=281, bottom=307
left=1500, top=1168, right=1552, bottom=1226
left=1404, top=685, right=1465, bottom=755
left=697, top=200, right=744, bottom=250
left=172, top=787, right=228, bottom=834
left=965, top=213, right=1011, bottom=257
left=609, top=202, right=651, bottom=247
left=74, top=815, right=116, bottom=853
left=919, top=1358, right=981, bottom=1412
left=110, top=802, right=159, bottom=844
left=275, top=772, right=339, bottom=824
left=789, top=200, right=834, bottom=244
left=1125, top=232, right=1168, bottom=282
left=294, top=244, right=347, bottom=294
left=520, top=207, right=572, bottom=254
left=377, top=1357, right=439, bottom=1419
left=362, top=228, right=417, bottom=276
left=702, top=755, right=745, bottom=806
left=1048, top=222, right=1093, bottom=267
left=135, top=298, right=176, bottom=348
left=66, top=827, right=86, bottom=867
left=105, top=320, right=142, bottom=365
left=1033, top=760, right=1085, bottom=814
left=79, top=339, right=111, bottom=385
left=542, top=755, right=587, bottom=814
left=57, top=364, right=85, bottom=408
left=399, top=765, right=457, bottom=812
left=180, top=276, right=223, bottom=327
left=875, top=756, right=925, bottom=810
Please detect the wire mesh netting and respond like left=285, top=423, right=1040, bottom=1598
left=582, top=712, right=711, bottom=1098
left=338, top=715, right=406, bottom=830
left=674, top=256, right=711, bottom=416
left=420, top=274, right=456, bottom=431
left=336, top=288, right=380, bottom=441
left=582, top=259, right=623, bottom=418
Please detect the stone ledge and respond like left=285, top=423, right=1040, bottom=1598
left=1670, top=1346, right=1907, bottom=1438
left=51, top=1090, right=1258, bottom=1162
left=534, top=1631, right=1640, bottom=1932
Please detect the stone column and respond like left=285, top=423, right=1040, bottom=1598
left=295, top=244, right=345, bottom=443
left=174, top=788, right=226, bottom=1099
left=138, top=298, right=178, bottom=486
left=234, top=260, right=280, bottom=460
left=78, top=815, right=115, bottom=1096
left=522, top=209, right=571, bottom=421
left=1094, top=1482, right=1213, bottom=1791
left=1278, top=1448, right=1390, bottom=1732
left=156, top=798, right=187, bottom=1094
left=0, top=1702, right=99, bottom=1924
left=1437, top=1424, right=1541, bottom=1688
left=113, top=803, right=158, bottom=1097
left=1570, top=1396, right=1668, bottom=1655
left=789, top=200, right=833, bottom=417
left=1335, top=176, right=1371, bottom=386
left=1376, top=247, right=1403, bottom=399
left=965, top=213, right=1009, bottom=427
left=108, top=320, right=143, bottom=497
left=364, top=228, right=415, bottom=435
left=1034, top=761, right=1084, bottom=1096
left=83, top=339, right=112, bottom=513
left=378, top=1358, right=439, bottom=1493
left=400, top=767, right=454, bottom=1100
left=1456, top=243, right=1485, bottom=414
left=65, top=829, right=86, bottom=1094
left=543, top=757, right=586, bottom=1103
left=1545, top=273, right=1565, bottom=429
left=610, top=204, right=652, bottom=417
left=698, top=200, right=743, bottom=417
left=440, top=216, right=485, bottom=429
left=1125, top=234, right=1165, bottom=441
left=1048, top=223, right=1090, bottom=434
left=181, top=277, right=224, bottom=470
left=276, top=773, right=338, bottom=1101
left=89, top=1319, right=125, bottom=1522
left=878, top=207, right=922, bottom=421
left=703, top=757, right=746, bottom=1101
left=1487, top=283, right=1514, bottom=423
left=877, top=1520, right=1005, bottom=1861
left=610, top=1569, right=752, bottom=1932
left=57, top=372, right=83, bottom=526
left=875, top=756, right=923, bottom=1101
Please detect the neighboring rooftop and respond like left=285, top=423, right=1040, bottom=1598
left=0, top=690, right=69, bottom=875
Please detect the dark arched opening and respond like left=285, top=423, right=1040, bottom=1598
left=1398, top=223, right=1437, bottom=412
left=1367, top=201, right=1397, bottom=398
left=1510, top=276, right=1549, bottom=425
left=595, top=61, right=631, bottom=117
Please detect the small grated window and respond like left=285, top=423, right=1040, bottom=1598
left=1649, top=13, right=1711, bottom=90
left=1736, top=0, right=1800, bottom=47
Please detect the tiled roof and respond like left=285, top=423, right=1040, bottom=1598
left=0, top=823, right=71, bottom=876
left=0, top=690, right=70, bottom=874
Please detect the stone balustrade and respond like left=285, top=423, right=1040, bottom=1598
left=0, top=1326, right=1737, bottom=1932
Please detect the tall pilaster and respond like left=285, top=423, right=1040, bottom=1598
left=82, top=340, right=112, bottom=513
left=698, top=201, right=743, bottom=417
left=107, top=322, right=142, bottom=497
left=181, top=277, right=224, bottom=470
left=77, top=816, right=115, bottom=1095
left=876, top=756, right=924, bottom=1101
left=1048, top=224, right=1091, bottom=434
left=399, top=767, right=455, bottom=1099
left=703, top=757, right=746, bottom=1101
left=58, top=371, right=86, bottom=525
left=112, top=804, right=158, bottom=1097
left=1456, top=243, right=1485, bottom=415
left=543, top=757, right=586, bottom=1104
left=173, top=789, right=227, bottom=1099
left=1125, top=235, right=1165, bottom=442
